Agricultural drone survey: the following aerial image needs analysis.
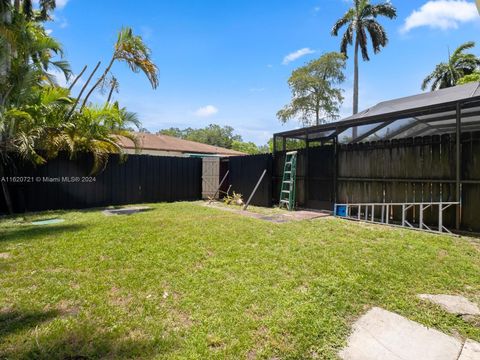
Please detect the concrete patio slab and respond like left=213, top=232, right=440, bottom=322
left=339, top=307, right=463, bottom=360
left=458, top=340, right=480, bottom=360
left=418, top=294, right=480, bottom=316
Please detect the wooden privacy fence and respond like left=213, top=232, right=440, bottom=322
left=226, top=131, right=480, bottom=232
left=0, top=153, right=202, bottom=214
left=337, top=132, right=480, bottom=232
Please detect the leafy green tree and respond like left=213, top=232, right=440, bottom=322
left=158, top=127, right=183, bottom=138
left=158, top=125, right=273, bottom=154
left=277, top=52, right=346, bottom=127
left=332, top=0, right=397, bottom=117
left=458, top=72, right=480, bottom=85
left=159, top=124, right=242, bottom=149
left=267, top=138, right=306, bottom=152
left=231, top=140, right=267, bottom=155
left=422, top=42, right=480, bottom=91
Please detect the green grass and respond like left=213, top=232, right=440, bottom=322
left=0, top=202, right=479, bottom=359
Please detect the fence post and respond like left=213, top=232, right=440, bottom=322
left=455, top=102, right=462, bottom=230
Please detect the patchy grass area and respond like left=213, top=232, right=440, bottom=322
left=1, top=202, right=479, bottom=359
left=204, top=200, right=291, bottom=215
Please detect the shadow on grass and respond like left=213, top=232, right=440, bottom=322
left=0, top=309, right=59, bottom=340
left=0, top=224, right=86, bottom=243
left=0, top=313, right=177, bottom=359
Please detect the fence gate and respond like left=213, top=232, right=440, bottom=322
left=202, top=157, right=220, bottom=199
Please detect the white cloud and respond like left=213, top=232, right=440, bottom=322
left=401, top=0, right=478, bottom=33
left=141, top=26, right=153, bottom=40
left=48, top=68, right=69, bottom=87
left=56, top=0, right=69, bottom=9
left=194, top=105, right=219, bottom=117
left=282, top=48, right=315, bottom=65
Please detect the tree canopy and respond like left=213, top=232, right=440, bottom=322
left=458, top=71, right=480, bottom=85
left=158, top=124, right=269, bottom=155
left=277, top=52, right=346, bottom=127
left=159, top=124, right=241, bottom=149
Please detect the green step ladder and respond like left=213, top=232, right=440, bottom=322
left=279, top=151, right=297, bottom=211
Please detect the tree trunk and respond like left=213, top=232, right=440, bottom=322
left=106, top=80, right=116, bottom=104
left=65, top=61, right=101, bottom=120
left=0, top=162, right=13, bottom=215
left=80, top=57, right=115, bottom=111
left=352, top=37, right=360, bottom=139
left=68, top=64, right=88, bottom=91
left=14, top=0, right=20, bottom=11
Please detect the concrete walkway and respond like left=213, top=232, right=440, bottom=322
left=340, top=307, right=480, bottom=360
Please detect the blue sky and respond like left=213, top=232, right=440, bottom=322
left=47, top=0, right=480, bottom=145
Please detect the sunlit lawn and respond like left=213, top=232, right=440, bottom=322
left=1, top=202, right=479, bottom=359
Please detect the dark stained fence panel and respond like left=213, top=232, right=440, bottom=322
left=0, top=153, right=202, bottom=214
left=228, top=154, right=272, bottom=207
left=337, top=132, right=480, bottom=232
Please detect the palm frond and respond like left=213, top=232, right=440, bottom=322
left=364, top=19, right=387, bottom=54
left=452, top=41, right=476, bottom=59
left=371, top=3, right=397, bottom=19
left=115, top=27, right=159, bottom=89
left=340, top=24, right=354, bottom=57
left=38, top=0, right=56, bottom=21
left=358, top=27, right=370, bottom=61
left=50, top=60, right=72, bottom=81
left=331, top=10, right=354, bottom=36
left=22, top=0, right=33, bottom=20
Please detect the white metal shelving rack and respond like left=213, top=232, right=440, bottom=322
left=334, top=202, right=460, bottom=234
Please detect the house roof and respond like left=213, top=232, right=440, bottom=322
left=274, top=82, right=480, bottom=144
left=118, top=132, right=245, bottom=156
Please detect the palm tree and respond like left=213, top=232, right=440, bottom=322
left=66, top=103, right=140, bottom=174
left=331, top=0, right=396, bottom=135
left=0, top=16, right=71, bottom=106
left=12, top=0, right=56, bottom=21
left=80, top=27, right=159, bottom=110
left=422, top=41, right=480, bottom=91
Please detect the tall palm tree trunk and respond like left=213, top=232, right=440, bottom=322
left=80, top=57, right=115, bottom=111
left=65, top=61, right=101, bottom=120
left=352, top=38, right=359, bottom=139
left=106, top=82, right=115, bottom=104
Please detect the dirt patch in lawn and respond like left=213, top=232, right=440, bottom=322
left=203, top=202, right=330, bottom=223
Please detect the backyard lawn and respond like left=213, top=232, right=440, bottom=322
left=1, top=202, right=479, bottom=359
